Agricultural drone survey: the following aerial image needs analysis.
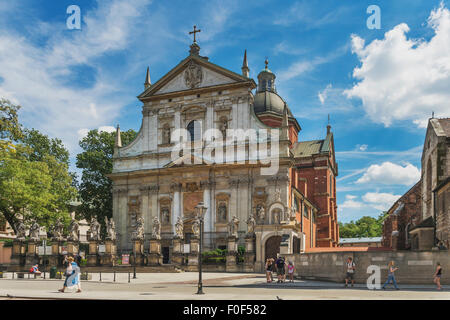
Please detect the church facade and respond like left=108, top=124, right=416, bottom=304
left=109, top=39, right=339, bottom=271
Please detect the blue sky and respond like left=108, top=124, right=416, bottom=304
left=1, top=0, right=449, bottom=222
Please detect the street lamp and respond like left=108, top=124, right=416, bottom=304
left=133, top=249, right=137, bottom=279
left=42, top=238, right=47, bottom=279
left=195, top=202, right=207, bottom=295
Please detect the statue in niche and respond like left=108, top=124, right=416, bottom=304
left=175, top=217, right=184, bottom=239
left=161, top=207, right=170, bottom=224
left=219, top=117, right=228, bottom=139
left=152, top=216, right=161, bottom=240
left=218, top=203, right=227, bottom=222
left=273, top=210, right=280, bottom=224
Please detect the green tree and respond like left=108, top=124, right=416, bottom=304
left=76, top=128, right=137, bottom=227
left=0, top=100, right=76, bottom=232
left=339, top=212, right=388, bottom=238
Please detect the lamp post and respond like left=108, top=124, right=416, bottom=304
left=43, top=238, right=47, bottom=279
left=195, top=202, right=207, bottom=295
left=133, top=249, right=137, bottom=279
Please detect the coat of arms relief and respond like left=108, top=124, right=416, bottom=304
left=184, top=61, right=203, bottom=88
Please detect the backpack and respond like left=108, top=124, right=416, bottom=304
left=29, top=267, right=34, bottom=273
left=277, top=259, right=284, bottom=268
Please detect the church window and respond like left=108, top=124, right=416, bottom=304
left=303, top=204, right=309, bottom=218
left=217, top=202, right=228, bottom=223
left=187, top=120, right=201, bottom=141
left=293, top=198, right=299, bottom=213
left=267, top=80, right=272, bottom=91
left=161, top=207, right=171, bottom=224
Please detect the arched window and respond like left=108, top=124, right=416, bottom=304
left=187, top=120, right=201, bottom=141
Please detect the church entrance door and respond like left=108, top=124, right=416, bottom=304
left=265, top=236, right=282, bottom=261
left=162, top=247, right=170, bottom=264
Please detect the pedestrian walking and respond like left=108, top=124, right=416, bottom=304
left=58, top=256, right=82, bottom=293
left=382, top=261, right=399, bottom=290
left=275, top=256, right=286, bottom=283
left=433, top=262, right=442, bottom=290
left=344, top=257, right=355, bottom=287
left=287, top=261, right=295, bottom=283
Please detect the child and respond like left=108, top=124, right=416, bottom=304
left=287, top=261, right=295, bottom=283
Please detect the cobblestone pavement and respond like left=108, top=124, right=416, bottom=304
left=0, top=272, right=449, bottom=300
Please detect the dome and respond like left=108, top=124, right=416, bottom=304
left=253, top=90, right=286, bottom=114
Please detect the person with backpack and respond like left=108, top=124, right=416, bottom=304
left=275, top=256, right=286, bottom=283
left=345, top=257, right=355, bottom=287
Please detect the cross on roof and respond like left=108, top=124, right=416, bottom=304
left=189, top=25, right=201, bottom=43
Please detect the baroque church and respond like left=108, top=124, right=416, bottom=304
left=109, top=33, right=339, bottom=272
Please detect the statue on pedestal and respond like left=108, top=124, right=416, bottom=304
left=192, top=218, right=200, bottom=238
left=89, top=217, right=101, bottom=241
left=52, top=219, right=65, bottom=241
left=132, top=216, right=144, bottom=240
left=228, top=216, right=239, bottom=238
left=246, top=214, right=256, bottom=235
left=256, top=205, right=265, bottom=223
left=15, top=220, right=26, bottom=240
left=68, top=218, right=79, bottom=241
left=152, top=216, right=161, bottom=240
left=105, top=217, right=116, bottom=241
left=29, top=220, right=40, bottom=241
left=175, top=217, right=184, bottom=239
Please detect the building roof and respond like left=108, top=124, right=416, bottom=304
left=339, top=237, right=382, bottom=244
left=410, top=216, right=434, bottom=231
left=430, top=118, right=450, bottom=137
left=293, top=139, right=324, bottom=157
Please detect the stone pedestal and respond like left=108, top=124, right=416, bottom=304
left=187, top=237, right=199, bottom=271
left=147, top=238, right=162, bottom=266
left=11, top=240, right=25, bottom=266
left=48, top=241, right=62, bottom=267
left=67, top=241, right=79, bottom=256
left=87, top=240, right=99, bottom=266
left=131, top=239, right=144, bottom=266
left=100, top=240, right=117, bottom=266
left=244, top=235, right=256, bottom=272
left=172, top=238, right=185, bottom=265
left=25, top=240, right=39, bottom=266
left=226, top=236, right=239, bottom=272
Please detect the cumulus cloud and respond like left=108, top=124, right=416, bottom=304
left=356, top=161, right=420, bottom=186
left=362, top=192, right=401, bottom=211
left=345, top=3, right=450, bottom=127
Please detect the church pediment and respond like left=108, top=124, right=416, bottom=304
left=138, top=55, right=254, bottom=100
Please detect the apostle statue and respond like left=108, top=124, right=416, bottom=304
left=152, top=216, right=161, bottom=240
left=219, top=118, right=228, bottom=139
left=105, top=217, right=116, bottom=241
left=29, top=220, right=40, bottom=241
left=89, top=216, right=101, bottom=241
left=273, top=210, right=280, bottom=224
left=68, top=218, right=79, bottom=241
left=175, top=216, right=184, bottom=239
left=133, top=216, right=145, bottom=240
left=228, top=216, right=239, bottom=238
left=192, top=217, right=200, bottom=238
left=15, top=220, right=27, bottom=240
left=52, top=218, right=65, bottom=241
left=246, top=214, right=256, bottom=235
left=256, top=205, right=265, bottom=223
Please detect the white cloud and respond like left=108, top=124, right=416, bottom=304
left=358, top=144, right=368, bottom=151
left=345, top=3, right=450, bottom=127
left=356, top=161, right=420, bottom=186
left=77, top=125, right=116, bottom=140
left=362, top=192, right=401, bottom=211
left=318, top=84, right=332, bottom=104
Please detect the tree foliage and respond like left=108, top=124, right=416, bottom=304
left=76, top=129, right=137, bottom=226
left=339, top=212, right=389, bottom=238
left=0, top=100, right=76, bottom=233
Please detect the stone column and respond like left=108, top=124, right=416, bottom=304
left=172, top=237, right=184, bottom=266
left=48, top=241, right=62, bottom=267
left=87, top=240, right=98, bottom=266
left=66, top=241, right=79, bottom=256
left=226, top=236, right=239, bottom=272
left=187, top=237, right=200, bottom=271
left=148, top=237, right=162, bottom=266
left=11, top=240, right=25, bottom=266
left=203, top=187, right=211, bottom=233
left=25, top=240, right=39, bottom=266
left=244, top=234, right=256, bottom=272
left=101, top=240, right=117, bottom=266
